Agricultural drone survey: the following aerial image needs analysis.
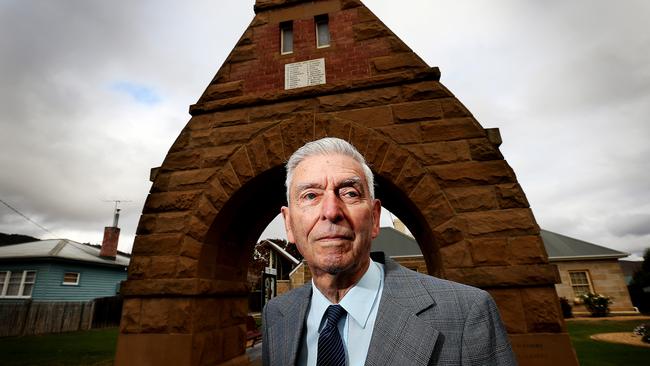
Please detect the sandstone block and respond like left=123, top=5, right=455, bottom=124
left=421, top=192, right=456, bottom=230
left=314, top=116, right=351, bottom=140
left=521, top=287, right=564, bottom=333
left=386, top=36, right=412, bottom=53
left=392, top=100, right=443, bottom=123
left=349, top=124, right=371, bottom=153
left=341, top=0, right=362, bottom=10
left=148, top=256, right=179, bottom=279
left=420, top=118, right=484, bottom=143
left=284, top=116, right=316, bottom=153
left=508, top=235, right=548, bottom=265
left=406, top=141, right=471, bottom=166
left=132, top=233, right=184, bottom=256
left=217, top=164, right=242, bottom=198
left=245, top=136, right=270, bottom=175
left=249, top=100, right=314, bottom=123
left=430, top=161, right=516, bottom=188
left=140, top=299, right=171, bottom=333
left=162, top=150, right=202, bottom=171
left=318, top=87, right=401, bottom=112
left=189, top=109, right=248, bottom=131
left=200, top=144, right=240, bottom=168
left=468, top=237, right=509, bottom=266
left=195, top=195, right=218, bottom=226
left=228, top=44, right=257, bottom=63
left=444, top=264, right=560, bottom=288
left=332, top=105, right=394, bottom=127
left=208, top=122, right=274, bottom=147
left=353, top=21, right=391, bottom=41
left=496, top=183, right=530, bottom=209
left=462, top=209, right=538, bottom=237
left=488, top=289, right=527, bottom=334
left=444, top=186, right=498, bottom=212
left=222, top=325, right=246, bottom=360
left=194, top=331, right=222, bottom=365
left=127, top=255, right=150, bottom=280
left=432, top=217, right=466, bottom=247
left=169, top=130, right=190, bottom=152
left=143, top=191, right=202, bottom=214
left=136, top=212, right=191, bottom=235
left=262, top=126, right=286, bottom=165
left=440, top=241, right=473, bottom=268
left=363, top=135, right=390, bottom=170
left=468, top=137, right=503, bottom=161
left=206, top=178, right=228, bottom=212
left=167, top=299, right=193, bottom=333
left=402, top=81, right=451, bottom=101
left=356, top=6, right=375, bottom=23
left=377, top=145, right=410, bottom=182
left=229, top=147, right=255, bottom=186
left=176, top=257, right=199, bottom=278
left=408, top=175, right=441, bottom=209
left=440, top=98, right=471, bottom=118
left=372, top=53, right=426, bottom=74
left=180, top=236, right=203, bottom=260
left=120, top=299, right=142, bottom=334
left=376, top=124, right=421, bottom=144
left=203, top=81, right=244, bottom=101
left=167, top=169, right=217, bottom=191
left=187, top=215, right=209, bottom=242
left=395, top=157, right=426, bottom=196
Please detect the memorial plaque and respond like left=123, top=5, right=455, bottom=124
left=509, top=333, right=579, bottom=366
left=285, top=58, right=326, bottom=90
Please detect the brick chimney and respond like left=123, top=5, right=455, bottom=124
left=100, top=208, right=121, bottom=259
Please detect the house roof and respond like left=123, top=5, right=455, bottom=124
left=259, top=240, right=300, bottom=265
left=370, top=227, right=629, bottom=263
left=371, top=227, right=421, bottom=257
left=540, top=229, right=628, bottom=261
left=0, top=239, right=130, bottom=268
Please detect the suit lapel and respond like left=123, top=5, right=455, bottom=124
left=268, top=284, right=311, bottom=365
left=365, top=259, right=440, bottom=366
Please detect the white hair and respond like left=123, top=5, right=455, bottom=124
left=285, top=137, right=375, bottom=203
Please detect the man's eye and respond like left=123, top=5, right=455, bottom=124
left=304, top=192, right=317, bottom=200
left=342, top=190, right=359, bottom=198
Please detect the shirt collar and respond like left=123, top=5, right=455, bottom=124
left=310, top=259, right=383, bottom=330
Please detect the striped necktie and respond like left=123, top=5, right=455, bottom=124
left=317, top=304, right=347, bottom=366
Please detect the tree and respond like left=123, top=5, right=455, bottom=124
left=629, top=248, right=650, bottom=313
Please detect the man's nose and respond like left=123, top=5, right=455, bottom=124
left=320, top=191, right=343, bottom=222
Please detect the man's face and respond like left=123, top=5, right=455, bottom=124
left=281, top=154, right=381, bottom=277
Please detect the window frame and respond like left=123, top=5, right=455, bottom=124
left=315, top=14, right=331, bottom=49
left=0, top=270, right=37, bottom=298
left=62, top=272, right=81, bottom=286
left=568, top=270, right=594, bottom=298
left=280, top=21, right=294, bottom=55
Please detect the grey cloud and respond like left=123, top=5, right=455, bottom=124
left=609, top=214, right=650, bottom=237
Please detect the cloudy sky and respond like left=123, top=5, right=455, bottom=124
left=1, top=0, right=648, bottom=260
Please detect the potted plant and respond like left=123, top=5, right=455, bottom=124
left=580, top=293, right=612, bottom=317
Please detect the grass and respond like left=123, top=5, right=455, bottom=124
left=1, top=319, right=649, bottom=365
left=0, top=328, right=118, bottom=366
left=567, top=318, right=650, bottom=366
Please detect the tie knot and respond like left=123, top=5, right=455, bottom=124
left=324, top=304, right=346, bottom=327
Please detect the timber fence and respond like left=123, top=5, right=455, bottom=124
left=0, top=296, right=123, bottom=337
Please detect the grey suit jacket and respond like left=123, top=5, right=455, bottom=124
left=262, top=255, right=517, bottom=365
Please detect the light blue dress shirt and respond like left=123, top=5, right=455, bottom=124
left=297, top=260, right=385, bottom=366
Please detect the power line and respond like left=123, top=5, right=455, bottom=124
left=0, top=198, right=54, bottom=235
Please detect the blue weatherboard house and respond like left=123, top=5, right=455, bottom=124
left=0, top=239, right=129, bottom=301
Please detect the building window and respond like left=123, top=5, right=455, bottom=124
left=315, top=14, right=330, bottom=48
left=280, top=21, right=293, bottom=54
left=0, top=270, right=36, bottom=298
left=569, top=271, right=593, bottom=297
left=63, top=272, right=80, bottom=286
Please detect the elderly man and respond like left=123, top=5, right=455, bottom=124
left=262, top=137, right=516, bottom=366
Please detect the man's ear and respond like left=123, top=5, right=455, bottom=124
left=371, top=199, right=381, bottom=239
left=281, top=206, right=295, bottom=244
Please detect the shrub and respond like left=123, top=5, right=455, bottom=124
left=560, top=297, right=573, bottom=318
left=633, top=323, right=650, bottom=343
left=580, top=293, right=612, bottom=317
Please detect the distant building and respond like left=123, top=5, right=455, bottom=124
left=290, top=224, right=637, bottom=315
left=0, top=239, right=129, bottom=302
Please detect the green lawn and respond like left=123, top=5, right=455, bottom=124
left=0, top=328, right=118, bottom=366
left=567, top=319, right=650, bottom=366
left=1, top=320, right=649, bottom=365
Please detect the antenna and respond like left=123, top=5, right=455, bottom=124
left=102, top=200, right=132, bottom=228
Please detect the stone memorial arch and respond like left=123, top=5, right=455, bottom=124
left=115, top=1, right=578, bottom=365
